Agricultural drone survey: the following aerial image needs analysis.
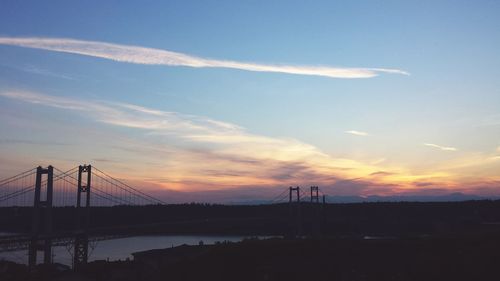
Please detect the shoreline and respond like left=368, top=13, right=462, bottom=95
left=2, top=233, right=500, bottom=281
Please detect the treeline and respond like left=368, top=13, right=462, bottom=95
left=1, top=200, right=500, bottom=236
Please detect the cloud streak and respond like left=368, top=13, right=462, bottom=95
left=0, top=89, right=398, bottom=189
left=2, top=89, right=499, bottom=198
left=345, top=130, right=369, bottom=136
left=0, top=37, right=409, bottom=79
left=423, top=143, right=457, bottom=151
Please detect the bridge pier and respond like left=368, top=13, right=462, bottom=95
left=29, top=166, right=54, bottom=268
left=73, top=165, right=91, bottom=270
left=73, top=234, right=89, bottom=267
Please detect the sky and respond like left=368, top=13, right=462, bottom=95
left=0, top=1, right=499, bottom=202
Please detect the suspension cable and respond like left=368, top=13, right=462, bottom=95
left=93, top=166, right=165, bottom=204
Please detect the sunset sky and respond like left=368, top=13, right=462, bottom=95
left=0, top=1, right=499, bottom=202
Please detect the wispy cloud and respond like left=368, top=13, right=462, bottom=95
left=0, top=37, right=409, bottom=79
left=0, top=62, right=76, bottom=80
left=423, top=143, right=457, bottom=151
left=369, top=171, right=395, bottom=177
left=491, top=146, right=500, bottom=161
left=92, top=158, right=119, bottom=163
left=0, top=89, right=397, bottom=190
left=0, top=138, right=68, bottom=146
left=0, top=90, right=240, bottom=137
left=21, top=65, right=76, bottom=80
left=345, top=130, right=369, bottom=136
left=2, top=89, right=499, bottom=198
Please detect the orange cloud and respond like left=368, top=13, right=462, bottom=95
left=1, top=89, right=499, bottom=200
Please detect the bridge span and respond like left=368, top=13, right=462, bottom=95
left=0, top=164, right=165, bottom=269
left=0, top=164, right=325, bottom=269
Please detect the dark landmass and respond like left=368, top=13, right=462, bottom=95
left=324, top=192, right=497, bottom=203
left=2, top=201, right=500, bottom=280
left=233, top=192, right=498, bottom=205
left=2, top=233, right=500, bottom=281
left=2, top=200, right=500, bottom=237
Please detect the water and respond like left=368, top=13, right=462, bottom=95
left=363, top=235, right=396, bottom=240
left=0, top=235, right=258, bottom=266
left=0, top=232, right=19, bottom=236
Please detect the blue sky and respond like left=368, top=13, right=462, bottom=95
left=0, top=1, right=499, bottom=201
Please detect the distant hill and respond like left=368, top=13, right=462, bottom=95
left=227, top=192, right=497, bottom=205
left=324, top=193, right=495, bottom=203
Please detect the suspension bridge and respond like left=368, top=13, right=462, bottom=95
left=0, top=164, right=327, bottom=269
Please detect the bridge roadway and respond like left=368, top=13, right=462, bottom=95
left=0, top=216, right=283, bottom=253
left=0, top=165, right=299, bottom=267
left=0, top=232, right=126, bottom=252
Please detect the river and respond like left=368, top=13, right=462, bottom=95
left=0, top=234, right=259, bottom=266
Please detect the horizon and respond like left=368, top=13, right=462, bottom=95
left=1, top=1, right=499, bottom=203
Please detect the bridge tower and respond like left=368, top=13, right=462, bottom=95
left=29, top=166, right=54, bottom=268
left=288, top=186, right=302, bottom=238
left=74, top=164, right=91, bottom=270
left=310, top=186, right=321, bottom=237
left=310, top=186, right=319, bottom=203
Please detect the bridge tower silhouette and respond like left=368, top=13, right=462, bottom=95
left=0, top=163, right=166, bottom=269
left=74, top=165, right=92, bottom=269
left=28, top=166, right=54, bottom=267
left=1, top=166, right=331, bottom=266
left=288, top=186, right=302, bottom=237
left=310, top=186, right=319, bottom=203
left=310, top=186, right=322, bottom=237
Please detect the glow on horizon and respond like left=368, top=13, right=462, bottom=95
left=1, top=2, right=499, bottom=202
left=1, top=89, right=498, bottom=198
